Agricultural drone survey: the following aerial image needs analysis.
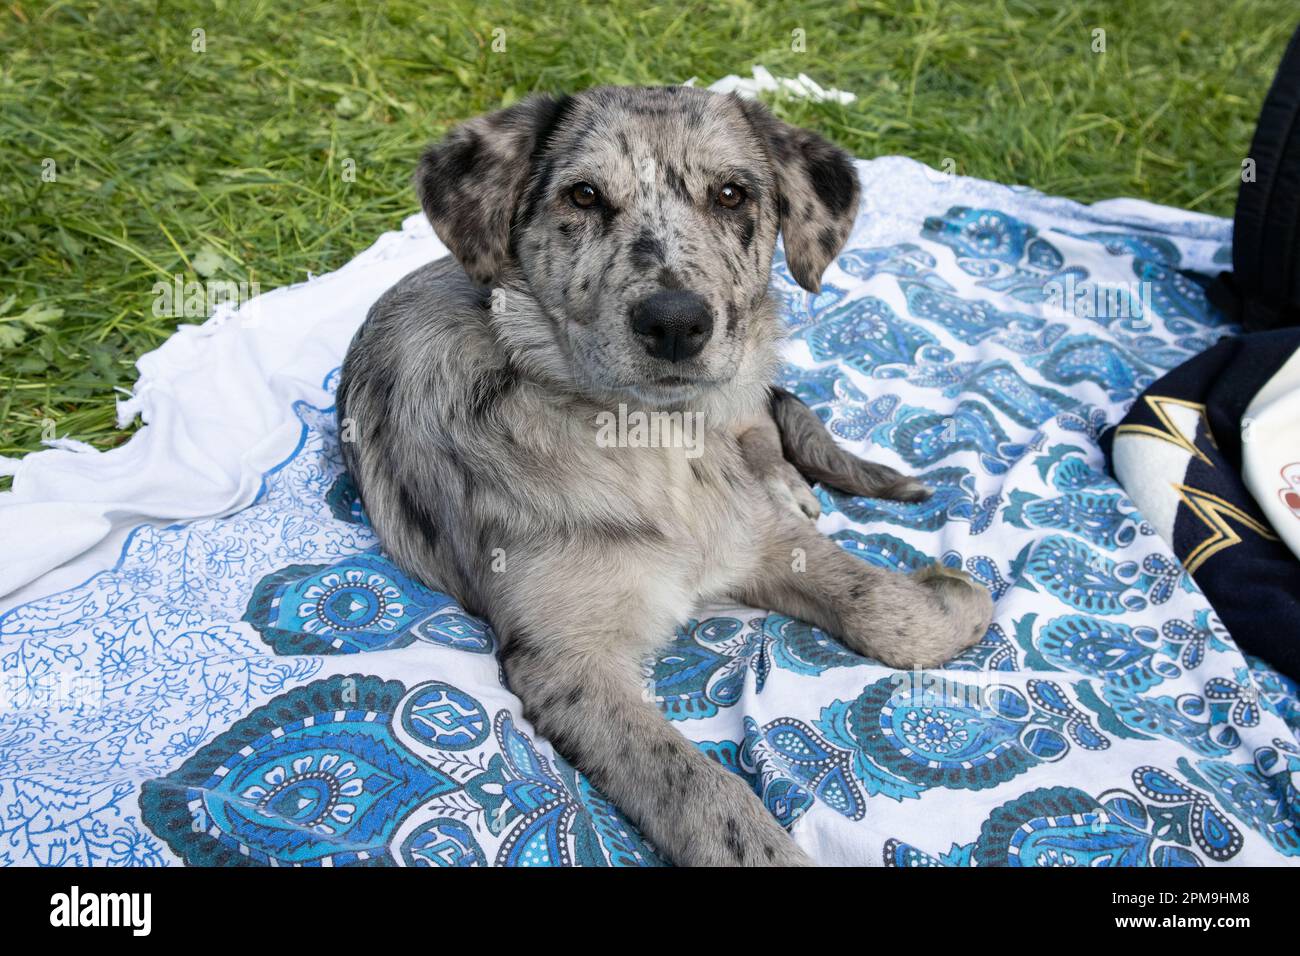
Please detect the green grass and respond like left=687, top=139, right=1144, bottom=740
left=0, top=0, right=1293, bottom=479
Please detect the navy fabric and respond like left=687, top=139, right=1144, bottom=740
left=1103, top=329, right=1300, bottom=679
left=1228, top=23, right=1300, bottom=330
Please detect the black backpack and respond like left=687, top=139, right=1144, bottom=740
left=1218, top=24, right=1300, bottom=330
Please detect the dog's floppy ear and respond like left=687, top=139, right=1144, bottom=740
left=737, top=98, right=860, bottom=293
left=416, top=94, right=572, bottom=286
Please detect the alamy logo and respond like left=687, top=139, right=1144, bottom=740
left=1043, top=272, right=1153, bottom=324
left=152, top=274, right=260, bottom=318
left=49, top=886, right=151, bottom=936
left=889, top=667, right=990, bottom=711
left=595, top=402, right=704, bottom=459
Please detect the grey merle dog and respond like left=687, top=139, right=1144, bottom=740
left=338, top=85, right=993, bottom=866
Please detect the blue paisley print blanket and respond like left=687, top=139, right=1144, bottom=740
left=2, top=157, right=1299, bottom=867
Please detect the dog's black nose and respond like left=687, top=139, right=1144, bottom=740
left=629, top=291, right=714, bottom=362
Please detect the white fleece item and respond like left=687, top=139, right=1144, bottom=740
left=1242, top=346, right=1300, bottom=560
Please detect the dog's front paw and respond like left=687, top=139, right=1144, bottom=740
left=843, top=564, right=994, bottom=670
left=909, top=563, right=994, bottom=661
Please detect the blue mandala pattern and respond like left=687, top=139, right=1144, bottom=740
left=4, top=175, right=1299, bottom=865
left=242, top=550, right=493, bottom=655
left=1004, top=444, right=1152, bottom=549
left=139, top=675, right=457, bottom=866
left=797, top=296, right=953, bottom=375
left=885, top=783, right=1213, bottom=867
left=139, top=675, right=663, bottom=867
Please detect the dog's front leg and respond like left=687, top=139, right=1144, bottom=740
left=736, top=413, right=821, bottom=520
left=735, top=516, right=994, bottom=669
left=495, top=562, right=811, bottom=867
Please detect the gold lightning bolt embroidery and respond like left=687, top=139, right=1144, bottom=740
left=1174, top=484, right=1279, bottom=573
left=1115, top=395, right=1217, bottom=466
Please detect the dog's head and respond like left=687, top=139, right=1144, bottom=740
left=417, top=86, right=859, bottom=408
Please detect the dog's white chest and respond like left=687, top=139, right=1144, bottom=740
left=645, top=442, right=761, bottom=602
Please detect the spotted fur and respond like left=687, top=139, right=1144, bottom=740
left=339, top=86, right=992, bottom=867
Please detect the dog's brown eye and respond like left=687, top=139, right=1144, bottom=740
left=717, top=183, right=746, bottom=209
left=570, top=182, right=599, bottom=209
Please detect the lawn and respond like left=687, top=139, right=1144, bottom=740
left=0, top=0, right=1294, bottom=478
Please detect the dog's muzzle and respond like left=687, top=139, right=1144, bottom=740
left=630, top=290, right=714, bottom=362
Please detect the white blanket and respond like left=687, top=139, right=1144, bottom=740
left=3, top=157, right=1298, bottom=867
